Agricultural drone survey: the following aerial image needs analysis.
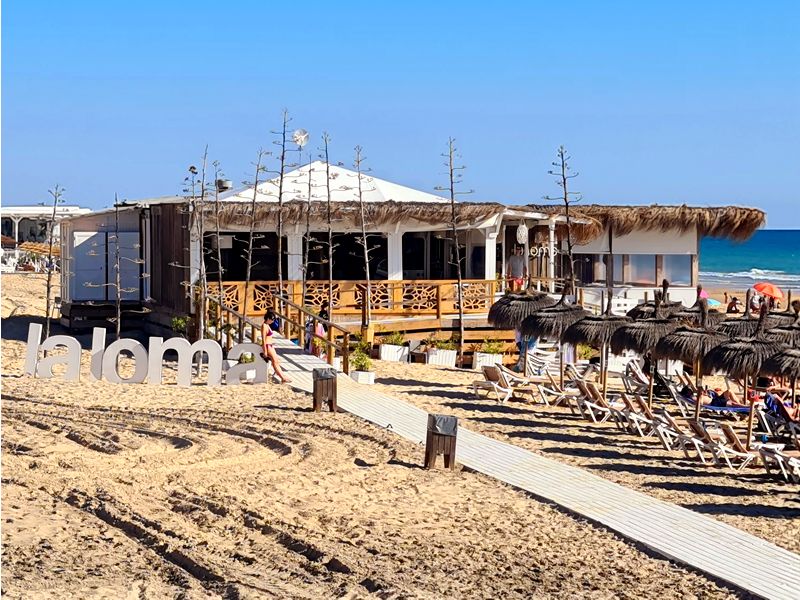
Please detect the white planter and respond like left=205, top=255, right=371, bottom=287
left=379, top=344, right=409, bottom=363
left=426, top=348, right=457, bottom=368
left=332, top=356, right=342, bottom=371
left=473, top=352, right=503, bottom=371
left=350, top=370, right=375, bottom=385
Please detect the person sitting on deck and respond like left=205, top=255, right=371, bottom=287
left=261, top=309, right=292, bottom=384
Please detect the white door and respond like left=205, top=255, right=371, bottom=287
left=72, top=232, right=107, bottom=301
left=107, top=232, right=141, bottom=301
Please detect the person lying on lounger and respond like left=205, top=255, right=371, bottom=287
left=701, top=385, right=790, bottom=409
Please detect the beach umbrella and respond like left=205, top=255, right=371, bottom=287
left=754, top=281, right=783, bottom=300
left=702, top=307, right=787, bottom=448
left=488, top=291, right=557, bottom=329
left=520, top=300, right=589, bottom=385
left=488, top=291, right=557, bottom=373
left=766, top=298, right=800, bottom=327
left=669, top=285, right=724, bottom=328
left=611, top=292, right=680, bottom=406
left=626, top=279, right=683, bottom=320
left=717, top=289, right=780, bottom=337
left=706, top=298, right=722, bottom=308
left=761, top=347, right=800, bottom=406
left=656, top=300, right=728, bottom=418
left=562, top=295, right=631, bottom=399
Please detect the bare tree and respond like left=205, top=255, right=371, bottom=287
left=322, top=134, right=336, bottom=319
left=44, top=184, right=65, bottom=338
left=208, top=161, right=226, bottom=342
left=543, top=146, right=581, bottom=297
left=352, top=146, right=377, bottom=331
left=271, top=109, right=292, bottom=294
left=242, top=149, right=268, bottom=341
left=300, top=155, right=313, bottom=302
left=435, top=138, right=474, bottom=367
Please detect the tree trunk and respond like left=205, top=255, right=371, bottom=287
left=243, top=151, right=265, bottom=342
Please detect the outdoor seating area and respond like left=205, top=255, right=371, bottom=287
left=468, top=350, right=800, bottom=481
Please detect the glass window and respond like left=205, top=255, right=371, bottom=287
left=663, top=254, right=692, bottom=286
left=612, top=254, right=624, bottom=285
left=628, top=255, right=656, bottom=285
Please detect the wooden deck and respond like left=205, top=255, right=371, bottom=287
left=270, top=335, right=800, bottom=600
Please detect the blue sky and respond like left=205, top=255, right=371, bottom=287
left=3, top=1, right=799, bottom=226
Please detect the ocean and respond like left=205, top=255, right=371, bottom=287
left=700, top=229, right=800, bottom=290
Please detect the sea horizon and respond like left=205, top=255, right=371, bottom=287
left=700, top=228, right=800, bottom=289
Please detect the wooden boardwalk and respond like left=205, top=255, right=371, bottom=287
left=272, top=336, right=800, bottom=600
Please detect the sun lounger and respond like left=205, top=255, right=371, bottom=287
left=661, top=412, right=716, bottom=464
left=472, top=365, right=512, bottom=403
left=496, top=365, right=540, bottom=403
left=619, top=393, right=656, bottom=437
left=667, top=384, right=750, bottom=419
left=758, top=445, right=800, bottom=483
left=715, top=423, right=759, bottom=472
left=535, top=370, right=583, bottom=410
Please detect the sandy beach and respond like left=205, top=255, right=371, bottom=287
left=0, top=274, right=776, bottom=599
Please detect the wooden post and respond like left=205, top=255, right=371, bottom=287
left=327, top=325, right=335, bottom=366
left=424, top=414, right=457, bottom=470
left=436, top=283, right=443, bottom=320
left=342, top=333, right=350, bottom=374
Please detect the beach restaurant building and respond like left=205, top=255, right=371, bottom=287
left=57, top=162, right=764, bottom=331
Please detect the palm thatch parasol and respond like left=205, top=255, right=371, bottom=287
left=656, top=301, right=728, bottom=417
left=717, top=289, right=760, bottom=337
left=626, top=279, right=683, bottom=319
left=611, top=291, right=680, bottom=406
left=766, top=322, right=800, bottom=346
left=562, top=297, right=631, bottom=399
left=520, top=300, right=589, bottom=385
left=488, top=291, right=557, bottom=329
left=669, top=285, right=724, bottom=328
left=761, top=347, right=800, bottom=406
left=767, top=299, right=800, bottom=327
left=702, top=307, right=788, bottom=448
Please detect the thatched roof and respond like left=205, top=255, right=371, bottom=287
left=206, top=200, right=506, bottom=230
left=610, top=317, right=679, bottom=356
left=527, top=204, right=765, bottom=242
left=656, top=327, right=728, bottom=365
left=626, top=284, right=682, bottom=320
left=761, top=348, right=800, bottom=379
left=669, top=286, right=724, bottom=327
left=488, top=291, right=557, bottom=329
left=702, top=337, right=786, bottom=380
left=520, top=302, right=589, bottom=341
left=562, top=314, right=631, bottom=348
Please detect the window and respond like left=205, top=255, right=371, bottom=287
left=663, top=254, right=692, bottom=286
left=628, top=255, right=656, bottom=285
left=574, top=254, right=608, bottom=285
left=612, top=254, right=624, bottom=285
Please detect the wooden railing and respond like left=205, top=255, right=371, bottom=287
left=207, top=279, right=499, bottom=319
left=270, top=293, right=351, bottom=374
left=204, top=293, right=351, bottom=373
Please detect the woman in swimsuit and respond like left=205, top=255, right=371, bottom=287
left=261, top=309, right=292, bottom=383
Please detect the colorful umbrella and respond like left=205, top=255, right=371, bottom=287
left=754, top=282, right=783, bottom=300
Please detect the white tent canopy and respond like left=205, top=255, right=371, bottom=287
left=222, top=161, right=451, bottom=204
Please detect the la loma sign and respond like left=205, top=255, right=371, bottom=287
left=24, top=323, right=270, bottom=387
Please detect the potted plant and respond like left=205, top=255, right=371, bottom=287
left=426, top=337, right=458, bottom=368
left=472, top=339, right=505, bottom=371
left=378, top=331, right=409, bottom=362
left=349, top=349, right=375, bottom=384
